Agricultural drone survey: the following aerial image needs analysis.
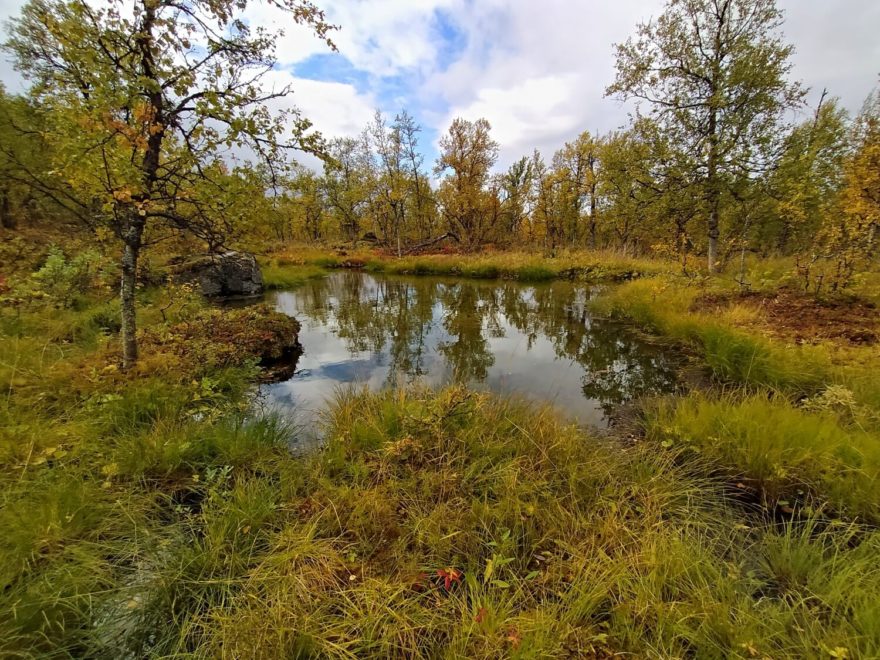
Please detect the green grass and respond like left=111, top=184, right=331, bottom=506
left=260, top=259, right=328, bottom=289
left=596, top=275, right=880, bottom=525
left=267, top=246, right=673, bottom=284
left=0, top=364, right=287, bottom=656
left=173, top=388, right=880, bottom=657
left=647, top=392, right=880, bottom=521
left=365, top=251, right=670, bottom=282
left=4, top=379, right=880, bottom=657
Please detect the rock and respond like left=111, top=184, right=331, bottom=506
left=173, top=251, right=263, bottom=298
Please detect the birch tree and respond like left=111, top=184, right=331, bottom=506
left=607, top=0, right=804, bottom=271
left=5, top=0, right=335, bottom=367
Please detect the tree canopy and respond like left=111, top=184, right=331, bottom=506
left=4, top=0, right=336, bottom=365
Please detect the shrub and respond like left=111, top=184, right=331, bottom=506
left=22, top=246, right=105, bottom=307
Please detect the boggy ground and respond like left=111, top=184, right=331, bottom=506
left=692, top=286, right=879, bottom=345
left=3, top=246, right=880, bottom=658
left=595, top=274, right=880, bottom=522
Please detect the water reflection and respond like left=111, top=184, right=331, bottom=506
left=261, top=271, right=680, bottom=430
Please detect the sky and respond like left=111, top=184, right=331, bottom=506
left=1, top=0, right=878, bottom=171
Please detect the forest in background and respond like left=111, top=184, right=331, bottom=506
left=1, top=0, right=877, bottom=292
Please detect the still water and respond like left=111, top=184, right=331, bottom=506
left=260, top=271, right=681, bottom=430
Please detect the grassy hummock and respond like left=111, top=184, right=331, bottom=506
left=197, top=387, right=880, bottom=659
left=595, top=274, right=880, bottom=526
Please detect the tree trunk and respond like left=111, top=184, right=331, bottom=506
left=706, top=8, right=724, bottom=274
left=120, top=238, right=140, bottom=369
left=118, top=0, right=162, bottom=369
left=707, top=197, right=719, bottom=272
left=0, top=189, right=15, bottom=230
left=706, top=105, right=720, bottom=272
left=589, top=186, right=598, bottom=248
left=120, top=217, right=145, bottom=369
left=402, top=232, right=458, bottom=255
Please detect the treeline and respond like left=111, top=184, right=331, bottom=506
left=0, top=0, right=878, bottom=298
left=258, top=96, right=878, bottom=284
left=234, top=0, right=877, bottom=288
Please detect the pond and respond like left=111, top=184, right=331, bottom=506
left=259, top=271, right=682, bottom=433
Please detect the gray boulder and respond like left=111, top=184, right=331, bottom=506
left=174, top=251, right=263, bottom=298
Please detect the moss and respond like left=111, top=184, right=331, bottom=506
left=138, top=304, right=300, bottom=374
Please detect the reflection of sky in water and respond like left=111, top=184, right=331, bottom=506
left=259, top=272, right=680, bottom=438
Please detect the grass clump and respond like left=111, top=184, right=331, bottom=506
left=3, top=366, right=880, bottom=657
left=647, top=392, right=880, bottom=521
left=596, top=276, right=880, bottom=523
left=0, top=476, right=154, bottom=657
left=376, top=250, right=669, bottom=282
left=513, top=264, right=557, bottom=281
left=0, top=379, right=293, bottom=657
left=260, top=258, right=328, bottom=289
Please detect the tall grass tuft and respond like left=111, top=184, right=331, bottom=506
left=646, top=391, right=880, bottom=521
left=3, top=380, right=879, bottom=657
left=190, top=387, right=880, bottom=658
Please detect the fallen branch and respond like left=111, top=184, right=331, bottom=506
left=402, top=232, right=459, bottom=255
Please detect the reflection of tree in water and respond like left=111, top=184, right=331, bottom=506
left=436, top=283, right=497, bottom=381
left=288, top=273, right=678, bottom=412
left=382, top=279, right=437, bottom=383
left=573, top=322, right=680, bottom=417
left=293, top=272, right=440, bottom=383
left=496, top=282, right=680, bottom=414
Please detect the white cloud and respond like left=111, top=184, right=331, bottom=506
left=269, top=73, right=375, bottom=139
left=425, top=0, right=653, bottom=166
left=259, top=69, right=376, bottom=168
left=435, top=74, right=582, bottom=158
left=245, top=0, right=458, bottom=76
left=777, top=0, right=880, bottom=112
left=241, top=4, right=332, bottom=66
left=324, top=0, right=456, bottom=76
left=0, top=0, right=27, bottom=91
left=427, top=0, right=880, bottom=168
